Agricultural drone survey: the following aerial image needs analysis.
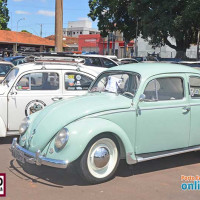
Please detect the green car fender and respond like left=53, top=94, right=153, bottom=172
left=44, top=117, right=136, bottom=164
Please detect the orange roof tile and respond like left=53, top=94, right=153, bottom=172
left=46, top=35, right=78, bottom=47
left=0, top=30, right=55, bottom=46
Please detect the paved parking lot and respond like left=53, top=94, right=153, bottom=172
left=1, top=136, right=200, bottom=200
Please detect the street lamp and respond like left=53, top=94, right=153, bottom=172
left=15, top=18, right=25, bottom=55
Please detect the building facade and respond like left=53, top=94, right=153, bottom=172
left=63, top=20, right=100, bottom=38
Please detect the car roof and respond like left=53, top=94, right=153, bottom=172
left=0, top=61, right=14, bottom=66
left=13, top=62, right=99, bottom=77
left=107, top=63, right=200, bottom=79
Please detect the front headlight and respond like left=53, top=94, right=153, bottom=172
left=55, top=128, right=69, bottom=149
left=19, top=117, right=30, bottom=135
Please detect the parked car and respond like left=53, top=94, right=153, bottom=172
left=4, top=56, right=26, bottom=66
left=79, top=54, right=119, bottom=73
left=118, top=58, right=139, bottom=64
left=0, top=61, right=14, bottom=83
left=0, top=59, right=99, bottom=137
left=11, top=62, right=200, bottom=184
left=178, top=61, right=200, bottom=69
left=133, top=56, right=159, bottom=62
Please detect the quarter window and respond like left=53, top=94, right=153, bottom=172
left=84, top=58, right=102, bottom=67
left=102, top=58, right=117, bottom=68
left=189, top=77, right=200, bottom=98
left=144, top=77, right=184, bottom=101
left=16, top=72, right=59, bottom=90
left=65, top=73, right=93, bottom=91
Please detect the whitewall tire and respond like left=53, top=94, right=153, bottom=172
left=77, top=135, right=120, bottom=184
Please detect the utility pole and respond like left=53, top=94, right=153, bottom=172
left=40, top=24, right=43, bottom=37
left=197, top=30, right=200, bottom=61
left=55, top=0, right=63, bottom=52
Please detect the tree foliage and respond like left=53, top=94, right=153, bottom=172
left=0, top=0, right=9, bottom=30
left=88, top=0, right=137, bottom=42
left=21, top=30, right=31, bottom=33
left=88, top=0, right=200, bottom=57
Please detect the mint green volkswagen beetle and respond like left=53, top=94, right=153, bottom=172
left=11, top=63, right=200, bottom=183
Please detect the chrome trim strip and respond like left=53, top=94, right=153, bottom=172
left=139, top=104, right=189, bottom=111
left=10, top=138, right=68, bottom=169
left=136, top=145, right=200, bottom=162
left=190, top=103, right=200, bottom=107
left=83, top=108, right=135, bottom=118
left=126, top=152, right=137, bottom=164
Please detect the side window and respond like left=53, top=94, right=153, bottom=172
left=189, top=76, right=200, bottom=98
left=144, top=77, right=184, bottom=101
left=84, top=58, right=102, bottom=67
left=16, top=72, right=59, bottom=90
left=102, top=58, right=117, bottom=68
left=65, top=73, right=93, bottom=91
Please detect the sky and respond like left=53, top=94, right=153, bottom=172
left=7, top=0, right=98, bottom=37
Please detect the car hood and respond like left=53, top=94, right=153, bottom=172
left=0, top=84, right=7, bottom=95
left=26, top=93, right=132, bottom=152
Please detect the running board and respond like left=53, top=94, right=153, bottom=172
left=136, top=145, right=200, bottom=163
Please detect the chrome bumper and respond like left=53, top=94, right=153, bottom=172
left=10, top=138, right=68, bottom=169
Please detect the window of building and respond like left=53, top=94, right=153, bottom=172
left=73, top=32, right=75, bottom=35
left=189, top=76, right=200, bottom=98
left=16, top=72, right=59, bottom=90
left=65, top=73, right=93, bottom=91
left=80, top=32, right=82, bottom=34
left=144, top=77, right=184, bottom=101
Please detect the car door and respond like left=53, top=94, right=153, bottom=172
left=135, top=74, right=190, bottom=154
left=7, top=70, right=62, bottom=131
left=188, top=74, right=200, bottom=146
left=62, top=70, right=95, bottom=99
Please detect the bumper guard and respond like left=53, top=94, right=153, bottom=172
left=10, top=138, right=68, bottom=169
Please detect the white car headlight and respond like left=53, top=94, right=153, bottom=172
left=55, top=128, right=69, bottom=149
left=19, top=117, right=30, bottom=135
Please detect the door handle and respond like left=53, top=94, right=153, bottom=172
left=10, top=91, right=17, bottom=95
left=52, top=97, right=63, bottom=101
left=183, top=106, right=191, bottom=112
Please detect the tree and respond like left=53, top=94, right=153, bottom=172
left=88, top=0, right=200, bottom=58
left=21, top=30, right=31, bottom=33
left=0, top=0, right=9, bottom=30
left=88, top=0, right=137, bottom=42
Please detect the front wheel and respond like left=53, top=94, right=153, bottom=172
left=77, top=136, right=120, bottom=184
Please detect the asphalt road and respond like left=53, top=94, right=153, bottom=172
left=1, top=136, right=200, bottom=200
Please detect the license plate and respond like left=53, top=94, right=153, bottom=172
left=13, top=150, right=25, bottom=164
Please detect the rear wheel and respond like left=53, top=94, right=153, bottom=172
left=77, top=136, right=119, bottom=184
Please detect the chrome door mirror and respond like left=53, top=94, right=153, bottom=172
left=139, top=94, right=146, bottom=102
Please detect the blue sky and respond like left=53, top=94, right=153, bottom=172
left=7, top=0, right=98, bottom=37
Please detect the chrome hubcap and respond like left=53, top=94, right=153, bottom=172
left=93, top=147, right=110, bottom=168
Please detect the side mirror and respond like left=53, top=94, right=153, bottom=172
left=139, top=94, right=146, bottom=102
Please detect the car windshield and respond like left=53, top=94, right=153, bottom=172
left=0, top=64, right=12, bottom=77
left=2, top=68, right=19, bottom=87
left=89, top=71, right=140, bottom=98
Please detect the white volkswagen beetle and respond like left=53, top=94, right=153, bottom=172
left=0, top=58, right=100, bottom=137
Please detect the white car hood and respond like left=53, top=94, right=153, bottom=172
left=0, top=85, right=7, bottom=95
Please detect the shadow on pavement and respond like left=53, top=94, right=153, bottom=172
left=9, top=151, right=200, bottom=187
left=116, top=151, right=200, bottom=177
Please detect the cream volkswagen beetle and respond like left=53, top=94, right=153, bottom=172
left=0, top=58, right=100, bottom=138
